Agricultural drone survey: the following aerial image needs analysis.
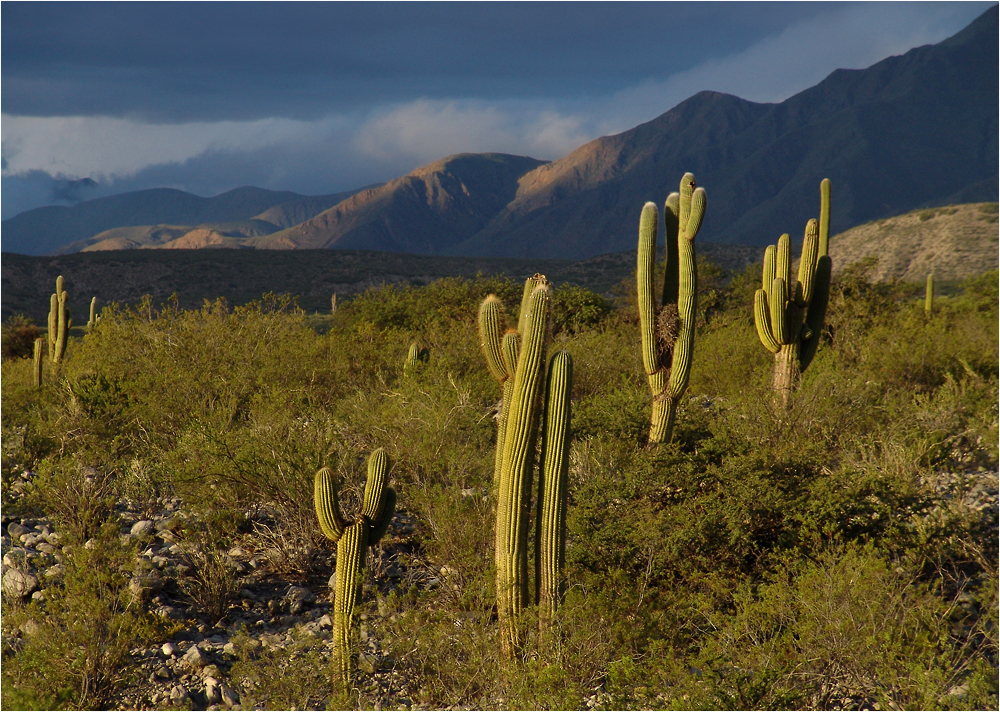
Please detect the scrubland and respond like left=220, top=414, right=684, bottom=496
left=1, top=261, right=997, bottom=711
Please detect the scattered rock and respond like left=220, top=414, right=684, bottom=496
left=131, top=520, right=156, bottom=537
left=2, top=569, right=39, bottom=598
left=162, top=642, right=180, bottom=657
left=7, top=523, right=31, bottom=539
left=219, top=684, right=240, bottom=708
left=169, top=684, right=191, bottom=706
left=183, top=645, right=210, bottom=668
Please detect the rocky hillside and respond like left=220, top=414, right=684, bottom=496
left=249, top=154, right=547, bottom=254
left=831, top=202, right=999, bottom=282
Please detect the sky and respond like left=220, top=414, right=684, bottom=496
left=1, top=1, right=994, bottom=220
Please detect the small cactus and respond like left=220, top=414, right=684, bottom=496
left=32, top=337, right=44, bottom=387
left=314, top=450, right=396, bottom=687
left=47, top=276, right=71, bottom=364
left=331, top=293, right=338, bottom=315
left=753, top=179, right=832, bottom=404
left=637, top=173, right=705, bottom=444
left=925, top=273, right=934, bottom=316
left=87, top=297, right=98, bottom=331
left=403, top=342, right=429, bottom=375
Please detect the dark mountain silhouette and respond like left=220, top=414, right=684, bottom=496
left=451, top=5, right=998, bottom=257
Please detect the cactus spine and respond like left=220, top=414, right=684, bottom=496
left=925, top=273, right=934, bottom=316
left=313, top=450, right=396, bottom=687
left=536, top=350, right=572, bottom=631
left=47, top=276, right=71, bottom=364
left=637, top=173, right=705, bottom=444
left=753, top=179, right=832, bottom=405
left=32, top=337, right=44, bottom=387
left=87, top=297, right=98, bottom=331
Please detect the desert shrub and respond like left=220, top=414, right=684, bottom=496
left=229, top=627, right=339, bottom=710
left=1, top=523, right=162, bottom=710
left=1, top=314, right=44, bottom=361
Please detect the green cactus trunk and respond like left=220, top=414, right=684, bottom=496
left=495, top=283, right=551, bottom=657
left=331, top=293, right=338, bottom=315
left=536, top=351, right=572, bottom=632
left=637, top=174, right=705, bottom=445
left=88, top=297, right=97, bottom=331
left=404, top=342, right=420, bottom=375
left=314, top=450, right=395, bottom=688
left=753, top=180, right=832, bottom=404
left=925, top=273, right=934, bottom=316
left=47, top=293, right=58, bottom=362
left=33, top=337, right=44, bottom=387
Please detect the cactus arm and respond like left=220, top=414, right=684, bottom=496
left=501, top=330, right=520, bottom=381
left=762, top=246, right=776, bottom=296
left=637, top=202, right=661, bottom=377
left=368, top=487, right=396, bottom=546
left=770, top=278, right=789, bottom=345
left=798, top=220, right=820, bottom=305
left=754, top=289, right=781, bottom=353
left=799, top=255, right=831, bottom=371
left=819, top=179, right=831, bottom=257
left=478, top=295, right=509, bottom=383
left=775, top=234, right=792, bottom=297
left=667, top=187, right=703, bottom=401
left=314, top=467, right=348, bottom=543
left=678, top=173, right=694, bottom=230
left=686, top=186, right=706, bottom=239
left=54, top=290, right=69, bottom=363
left=495, top=283, right=550, bottom=656
left=361, top=448, right=390, bottom=522
left=536, top=351, right=572, bottom=625
left=47, top=293, right=58, bottom=362
left=662, top=192, right=680, bottom=307
left=516, top=274, right=548, bottom=334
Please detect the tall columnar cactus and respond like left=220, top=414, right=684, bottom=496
left=47, top=276, right=71, bottom=364
left=33, top=337, right=44, bottom=387
left=753, top=179, right=832, bottom=405
left=314, top=450, right=396, bottom=687
left=87, top=297, right=98, bottom=331
left=331, top=293, right=338, bottom=315
left=479, top=275, right=573, bottom=656
left=637, top=173, right=706, bottom=444
left=925, top=273, right=934, bottom=316
left=535, top=350, right=572, bottom=631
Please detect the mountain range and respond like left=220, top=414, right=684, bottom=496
left=2, top=6, right=996, bottom=259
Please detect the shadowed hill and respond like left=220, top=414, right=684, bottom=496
left=250, top=153, right=547, bottom=254
left=451, top=6, right=998, bottom=258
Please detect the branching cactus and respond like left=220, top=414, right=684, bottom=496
left=637, top=173, right=706, bottom=444
left=753, top=179, right=832, bottom=405
left=314, top=450, right=396, bottom=687
left=47, top=276, right=72, bottom=364
left=33, top=337, right=44, bottom=387
left=536, top=350, right=572, bottom=633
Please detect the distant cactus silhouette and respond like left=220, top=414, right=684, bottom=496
left=925, top=273, right=935, bottom=316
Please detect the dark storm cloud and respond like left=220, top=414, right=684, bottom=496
left=2, top=1, right=838, bottom=121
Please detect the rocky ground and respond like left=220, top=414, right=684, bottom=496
left=1, top=464, right=459, bottom=711
left=2, top=462, right=996, bottom=711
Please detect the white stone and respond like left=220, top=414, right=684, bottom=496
left=131, top=520, right=155, bottom=537
left=2, top=569, right=39, bottom=598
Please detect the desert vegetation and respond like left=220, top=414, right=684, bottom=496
left=1, top=249, right=997, bottom=710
